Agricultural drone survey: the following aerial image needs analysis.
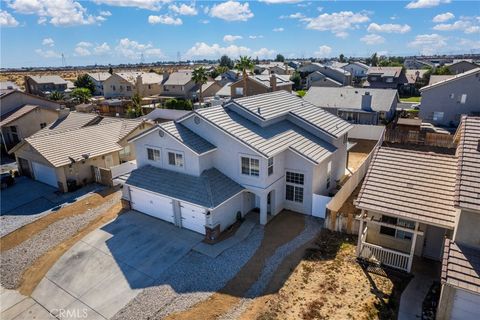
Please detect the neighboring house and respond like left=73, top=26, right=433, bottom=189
left=428, top=75, right=455, bottom=86
left=255, top=62, right=292, bottom=75
left=304, top=87, right=398, bottom=125
left=419, top=68, right=480, bottom=127
left=306, top=71, right=343, bottom=88
left=403, top=59, right=435, bottom=70
left=162, top=70, right=197, bottom=99
left=24, top=75, right=71, bottom=97
left=341, top=62, right=369, bottom=80
left=215, top=70, right=241, bottom=86
left=103, top=72, right=164, bottom=99
left=196, top=81, right=222, bottom=98
left=10, top=112, right=151, bottom=192
left=215, top=82, right=233, bottom=99
left=141, top=108, right=191, bottom=124
left=86, top=72, right=111, bottom=96
left=364, top=67, right=407, bottom=90
left=123, top=90, right=351, bottom=236
left=0, top=81, right=19, bottom=91
left=230, top=74, right=293, bottom=98
left=0, top=90, right=63, bottom=152
left=354, top=116, right=480, bottom=318
left=445, top=60, right=479, bottom=74
left=299, top=63, right=351, bottom=87
left=402, top=69, right=428, bottom=95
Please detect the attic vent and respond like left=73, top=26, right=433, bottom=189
left=477, top=139, right=480, bottom=152
left=194, top=116, right=201, bottom=124
left=159, top=130, right=165, bottom=137
left=257, top=107, right=261, bottom=114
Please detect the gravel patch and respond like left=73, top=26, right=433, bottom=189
left=112, top=225, right=265, bottom=320
left=1, top=215, right=41, bottom=238
left=219, top=216, right=323, bottom=320
left=0, top=192, right=121, bottom=289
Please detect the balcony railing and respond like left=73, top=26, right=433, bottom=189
left=359, top=241, right=410, bottom=272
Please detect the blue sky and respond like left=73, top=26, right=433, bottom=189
left=1, top=0, right=479, bottom=67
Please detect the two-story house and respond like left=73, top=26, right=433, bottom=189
left=103, top=72, right=164, bottom=99
left=123, top=91, right=351, bottom=238
left=230, top=74, right=293, bottom=98
left=419, top=68, right=480, bottom=127
left=304, top=87, right=398, bottom=125
left=162, top=70, right=197, bottom=99
left=364, top=66, right=407, bottom=90
left=341, top=62, right=369, bottom=81
left=86, top=72, right=111, bottom=96
left=24, top=75, right=72, bottom=97
left=354, top=116, right=479, bottom=320
left=445, top=60, right=479, bottom=75
left=300, top=63, right=352, bottom=88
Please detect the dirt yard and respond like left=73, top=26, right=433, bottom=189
left=242, top=231, right=408, bottom=320
left=347, top=139, right=378, bottom=172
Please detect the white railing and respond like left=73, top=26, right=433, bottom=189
left=110, top=160, right=137, bottom=179
left=359, top=241, right=410, bottom=272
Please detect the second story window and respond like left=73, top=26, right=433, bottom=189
left=147, top=148, right=160, bottom=161
left=40, top=122, right=47, bottom=129
left=326, top=161, right=332, bottom=189
left=268, top=157, right=274, bottom=176
left=168, top=152, right=184, bottom=167
left=241, top=156, right=259, bottom=176
left=126, top=86, right=131, bottom=91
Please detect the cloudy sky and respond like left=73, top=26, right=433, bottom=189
left=1, top=0, right=479, bottom=67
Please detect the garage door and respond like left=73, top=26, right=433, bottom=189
left=180, top=202, right=206, bottom=234
left=32, top=162, right=58, bottom=187
left=130, top=187, right=175, bottom=223
left=451, top=289, right=480, bottom=320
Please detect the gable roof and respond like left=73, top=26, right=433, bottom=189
left=344, top=61, right=369, bottom=70
left=442, top=239, right=480, bottom=294
left=420, top=67, right=480, bottom=92
left=159, top=121, right=216, bottom=155
left=454, top=116, right=480, bottom=212
left=355, top=147, right=458, bottom=229
left=0, top=105, right=55, bottom=127
left=87, top=72, right=111, bottom=82
left=231, top=90, right=352, bottom=138
left=304, top=87, right=398, bottom=112
left=164, top=70, right=193, bottom=86
left=367, top=66, right=403, bottom=77
left=28, top=75, right=67, bottom=85
left=428, top=74, right=455, bottom=86
left=126, top=165, right=245, bottom=209
left=240, top=74, right=293, bottom=89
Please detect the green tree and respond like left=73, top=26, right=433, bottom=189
left=126, top=93, right=143, bottom=118
left=70, top=88, right=92, bottom=103
left=433, top=65, right=451, bottom=75
left=74, top=74, right=96, bottom=94
left=219, top=55, right=234, bottom=69
left=339, top=53, right=346, bottom=63
left=290, top=71, right=301, bottom=90
left=49, top=91, right=64, bottom=101
left=275, top=54, right=285, bottom=62
left=370, top=53, right=379, bottom=67
left=235, top=56, right=255, bottom=97
left=164, top=98, right=193, bottom=110
left=108, top=66, right=113, bottom=74
left=192, top=67, right=208, bottom=108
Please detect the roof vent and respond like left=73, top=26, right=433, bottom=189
left=257, top=107, right=261, bottom=114
left=194, top=116, right=201, bottom=124
left=477, top=139, right=480, bottom=152
left=159, top=130, right=165, bottom=137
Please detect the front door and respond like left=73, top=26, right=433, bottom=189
left=17, top=157, right=32, bottom=178
left=423, top=225, right=446, bottom=261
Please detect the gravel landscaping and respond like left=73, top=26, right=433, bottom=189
left=0, top=191, right=121, bottom=289
left=112, top=224, right=265, bottom=320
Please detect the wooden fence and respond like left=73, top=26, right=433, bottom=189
left=384, top=129, right=455, bottom=148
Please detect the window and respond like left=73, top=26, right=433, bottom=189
left=119, top=145, right=131, bottom=158
left=241, top=156, right=259, bottom=176
left=433, top=111, right=444, bottom=122
left=168, top=151, right=184, bottom=167
left=460, top=94, right=467, bottom=104
left=147, top=148, right=160, bottom=161
left=286, top=171, right=304, bottom=203
left=40, top=122, right=47, bottom=129
left=449, top=93, right=455, bottom=99
left=379, top=215, right=414, bottom=240
left=326, top=161, right=332, bottom=189
left=148, top=84, right=152, bottom=89
left=126, top=86, right=131, bottom=92
left=268, top=157, right=274, bottom=176
left=112, top=85, right=116, bottom=91
left=235, top=87, right=244, bottom=95
left=385, top=77, right=393, bottom=83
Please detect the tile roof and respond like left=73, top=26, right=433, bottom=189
left=248, top=74, right=293, bottom=88
left=405, top=69, right=428, bottom=84
left=30, top=112, right=99, bottom=137
left=216, top=82, right=233, bottom=97
left=0, top=105, right=47, bottom=127
left=421, top=68, right=480, bottom=91
left=230, top=90, right=352, bottom=138
left=455, top=116, right=480, bottom=212
left=355, top=147, right=457, bottom=229
left=126, top=165, right=245, bottom=208
left=0, top=81, right=19, bottom=90
left=87, top=72, right=111, bottom=82
left=428, top=75, right=455, bottom=86
left=25, top=112, right=144, bottom=167
left=304, top=87, right=397, bottom=112
left=442, top=239, right=480, bottom=294
left=164, top=70, right=193, bottom=86
left=367, top=66, right=403, bottom=77
left=159, top=121, right=216, bottom=155
left=115, top=71, right=143, bottom=84
left=29, top=75, right=67, bottom=85
left=195, top=104, right=336, bottom=164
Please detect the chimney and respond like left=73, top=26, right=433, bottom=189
left=270, top=73, right=277, bottom=92
left=361, top=91, right=372, bottom=111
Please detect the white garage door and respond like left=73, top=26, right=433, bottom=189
left=32, top=162, right=58, bottom=187
left=180, top=202, right=206, bottom=234
left=130, top=187, right=175, bottom=223
left=451, top=289, right=480, bottom=320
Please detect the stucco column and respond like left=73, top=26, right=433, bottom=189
left=259, top=193, right=268, bottom=225
left=407, top=221, right=419, bottom=273
left=356, top=217, right=365, bottom=257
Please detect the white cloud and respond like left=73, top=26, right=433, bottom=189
left=360, top=34, right=385, bottom=44
left=94, top=42, right=110, bottom=54
left=223, top=34, right=243, bottom=42
left=458, top=38, right=480, bottom=50
left=249, top=35, right=264, bottom=39
left=42, top=38, right=55, bottom=47
left=408, top=33, right=447, bottom=54
left=208, top=1, right=253, bottom=22
left=433, top=17, right=480, bottom=34
left=9, top=0, right=106, bottom=26
left=406, top=0, right=451, bottom=9
left=367, top=23, right=411, bottom=33
left=433, top=12, right=454, bottom=23
left=169, top=3, right=197, bottom=16
left=115, top=38, right=164, bottom=60
left=99, top=10, right=112, bottom=16
left=259, top=0, right=301, bottom=3
left=253, top=48, right=276, bottom=59
left=148, top=14, right=182, bottom=25
left=74, top=46, right=91, bottom=56
left=199, top=19, right=210, bottom=24
left=185, top=42, right=252, bottom=58
left=280, top=12, right=305, bottom=19
left=92, top=0, right=168, bottom=10
left=273, top=27, right=284, bottom=32
left=302, top=11, right=370, bottom=38
left=0, top=10, right=19, bottom=27
left=77, top=41, right=93, bottom=47
left=314, top=45, right=332, bottom=57
left=35, top=48, right=61, bottom=58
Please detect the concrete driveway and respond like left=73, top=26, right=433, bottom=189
left=29, top=211, right=202, bottom=319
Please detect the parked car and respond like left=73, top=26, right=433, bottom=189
left=1, top=172, right=15, bottom=189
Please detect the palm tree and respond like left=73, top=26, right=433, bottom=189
left=192, top=67, right=208, bottom=108
left=49, top=91, right=64, bottom=101
left=235, top=56, right=254, bottom=97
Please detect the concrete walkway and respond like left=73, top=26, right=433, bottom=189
left=398, top=259, right=441, bottom=320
